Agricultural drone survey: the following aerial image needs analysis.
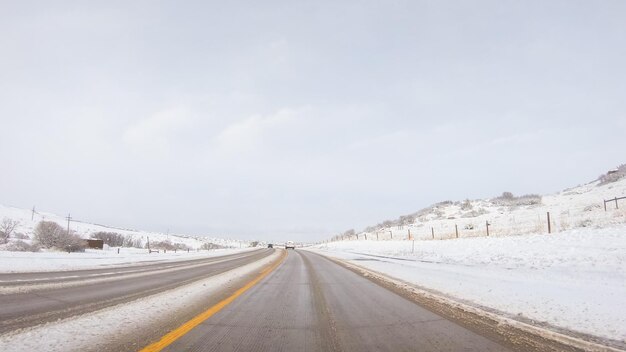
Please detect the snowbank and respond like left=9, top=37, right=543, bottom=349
left=0, top=247, right=256, bottom=273
left=310, top=225, right=626, bottom=342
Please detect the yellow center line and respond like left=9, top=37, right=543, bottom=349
left=139, top=250, right=288, bottom=352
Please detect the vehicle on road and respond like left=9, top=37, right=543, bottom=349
left=285, top=241, right=295, bottom=249
left=267, top=243, right=273, bottom=248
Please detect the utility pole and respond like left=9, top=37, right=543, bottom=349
left=66, top=214, right=72, bottom=236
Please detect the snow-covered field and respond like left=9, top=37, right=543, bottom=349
left=0, top=247, right=255, bottom=273
left=309, top=224, right=626, bottom=343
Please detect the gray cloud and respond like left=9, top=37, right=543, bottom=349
left=2, top=1, right=625, bottom=242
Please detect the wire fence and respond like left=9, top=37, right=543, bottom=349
left=336, top=197, right=626, bottom=242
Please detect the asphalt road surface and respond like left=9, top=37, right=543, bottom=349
left=162, top=249, right=512, bottom=352
left=0, top=249, right=273, bottom=334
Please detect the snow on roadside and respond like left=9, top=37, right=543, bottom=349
left=0, top=247, right=256, bottom=273
left=308, top=225, right=626, bottom=342
left=0, top=250, right=282, bottom=352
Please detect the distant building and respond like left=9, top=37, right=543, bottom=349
left=85, top=239, right=104, bottom=249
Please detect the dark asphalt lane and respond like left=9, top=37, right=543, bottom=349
left=0, top=249, right=273, bottom=334
left=162, top=250, right=511, bottom=352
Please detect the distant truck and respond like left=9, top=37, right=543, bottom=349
left=285, top=241, right=295, bottom=249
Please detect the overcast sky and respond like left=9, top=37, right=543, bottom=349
left=1, top=1, right=625, bottom=242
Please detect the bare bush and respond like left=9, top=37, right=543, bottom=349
left=1, top=218, right=19, bottom=244
left=125, top=237, right=143, bottom=248
left=584, top=204, right=602, bottom=212
left=363, top=226, right=376, bottom=233
left=13, top=233, right=30, bottom=240
left=398, top=215, right=415, bottom=226
left=34, top=221, right=86, bottom=251
left=6, top=240, right=40, bottom=252
left=150, top=240, right=176, bottom=251
left=491, top=192, right=542, bottom=207
left=92, top=232, right=142, bottom=248
left=460, top=199, right=473, bottom=211
left=598, top=164, right=626, bottom=185
left=250, top=241, right=259, bottom=247
left=150, top=240, right=190, bottom=251
left=200, top=242, right=225, bottom=250
left=92, top=232, right=125, bottom=247
left=461, top=208, right=488, bottom=218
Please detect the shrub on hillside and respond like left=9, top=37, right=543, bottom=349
left=150, top=240, right=190, bottom=251
left=200, top=242, right=225, bottom=250
left=6, top=240, right=40, bottom=252
left=461, top=208, right=488, bottom=218
left=598, top=164, right=626, bottom=185
left=491, top=192, right=542, bottom=207
left=34, top=221, right=86, bottom=251
left=92, top=232, right=142, bottom=248
left=124, top=236, right=143, bottom=248
left=92, top=232, right=125, bottom=247
left=460, top=199, right=473, bottom=210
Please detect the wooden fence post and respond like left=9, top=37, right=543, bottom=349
left=486, top=221, right=490, bottom=236
left=547, top=212, right=551, bottom=234
left=431, top=227, right=434, bottom=239
left=455, top=224, right=459, bottom=238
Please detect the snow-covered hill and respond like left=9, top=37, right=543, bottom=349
left=0, top=203, right=248, bottom=251
left=349, top=167, right=626, bottom=241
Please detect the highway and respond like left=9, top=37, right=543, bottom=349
left=0, top=249, right=274, bottom=334
left=157, top=250, right=512, bottom=352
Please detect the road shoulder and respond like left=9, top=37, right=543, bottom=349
left=305, top=250, right=624, bottom=352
